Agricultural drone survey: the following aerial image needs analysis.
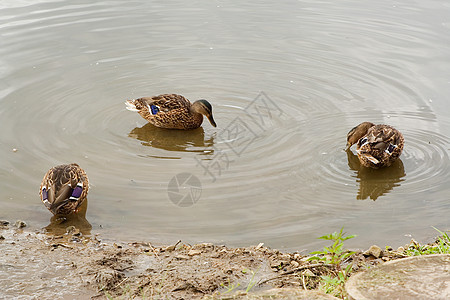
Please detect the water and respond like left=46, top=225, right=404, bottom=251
left=1, top=0, right=450, bottom=253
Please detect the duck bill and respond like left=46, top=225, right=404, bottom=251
left=207, top=114, right=217, bottom=127
left=344, top=142, right=351, bottom=151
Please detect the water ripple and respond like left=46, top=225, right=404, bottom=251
left=0, top=0, right=449, bottom=253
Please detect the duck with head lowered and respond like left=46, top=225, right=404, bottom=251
left=40, top=163, right=89, bottom=216
left=125, top=94, right=217, bottom=130
left=345, top=122, right=404, bottom=169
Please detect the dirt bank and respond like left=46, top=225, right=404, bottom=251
left=0, top=221, right=420, bottom=299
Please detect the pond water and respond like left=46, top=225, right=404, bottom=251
left=1, top=0, right=450, bottom=252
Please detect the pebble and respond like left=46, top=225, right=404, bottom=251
left=66, top=226, right=76, bottom=234
left=397, top=246, right=405, bottom=253
left=279, top=253, right=291, bottom=261
left=164, top=245, right=176, bottom=251
left=66, top=225, right=81, bottom=236
left=302, top=269, right=315, bottom=277
left=0, top=235, right=4, bottom=240
left=0, top=220, right=10, bottom=226
left=15, top=220, right=27, bottom=229
left=188, top=250, right=202, bottom=256
left=368, top=245, right=383, bottom=258
left=290, top=260, right=300, bottom=268
left=175, top=254, right=189, bottom=260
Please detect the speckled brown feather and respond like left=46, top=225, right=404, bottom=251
left=126, top=94, right=214, bottom=130
left=39, top=163, right=89, bottom=215
left=346, top=123, right=404, bottom=169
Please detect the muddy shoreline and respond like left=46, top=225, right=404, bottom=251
left=0, top=221, right=433, bottom=299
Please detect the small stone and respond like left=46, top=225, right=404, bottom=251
left=175, top=255, right=189, bottom=260
left=271, top=260, right=288, bottom=269
left=290, top=260, right=300, bottom=268
left=66, top=226, right=76, bottom=234
left=368, top=245, right=383, bottom=258
left=0, top=220, right=9, bottom=226
left=15, top=220, right=26, bottom=228
left=164, top=245, right=176, bottom=251
left=397, top=246, right=405, bottom=253
left=302, top=269, right=315, bottom=277
left=164, top=240, right=181, bottom=252
left=293, top=253, right=302, bottom=260
left=0, top=235, right=5, bottom=240
left=280, top=254, right=291, bottom=261
left=12, top=148, right=18, bottom=152
left=188, top=250, right=201, bottom=256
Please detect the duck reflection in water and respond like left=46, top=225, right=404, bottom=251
left=44, top=199, right=92, bottom=236
left=129, top=123, right=215, bottom=153
left=346, top=149, right=405, bottom=200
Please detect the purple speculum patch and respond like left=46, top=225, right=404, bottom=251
left=71, top=185, right=83, bottom=199
left=42, top=188, right=48, bottom=200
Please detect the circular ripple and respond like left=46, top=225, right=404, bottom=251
left=1, top=0, right=449, bottom=250
left=303, top=111, right=450, bottom=202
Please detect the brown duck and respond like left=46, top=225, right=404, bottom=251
left=345, top=122, right=404, bottom=168
left=39, top=163, right=89, bottom=215
left=125, top=94, right=216, bottom=130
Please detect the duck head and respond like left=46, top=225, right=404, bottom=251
left=191, top=99, right=217, bottom=127
left=345, top=122, right=375, bottom=150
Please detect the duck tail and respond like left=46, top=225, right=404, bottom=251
left=125, top=100, right=139, bottom=112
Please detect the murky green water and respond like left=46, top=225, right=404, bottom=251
left=1, top=0, right=450, bottom=254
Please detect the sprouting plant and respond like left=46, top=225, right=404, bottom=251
left=219, top=268, right=258, bottom=296
left=308, top=227, right=356, bottom=269
left=219, top=279, right=240, bottom=295
left=432, top=227, right=450, bottom=254
left=405, top=227, right=450, bottom=256
left=242, top=268, right=258, bottom=292
left=308, top=227, right=356, bottom=299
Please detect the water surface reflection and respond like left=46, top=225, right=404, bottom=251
left=129, top=123, right=214, bottom=153
left=346, top=150, right=406, bottom=201
left=44, top=201, right=92, bottom=236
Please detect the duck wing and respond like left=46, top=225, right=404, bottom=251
left=40, top=164, right=87, bottom=213
left=138, top=94, right=191, bottom=114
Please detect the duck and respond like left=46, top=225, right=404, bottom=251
left=345, top=122, right=404, bottom=169
left=125, top=94, right=217, bottom=130
left=39, top=163, right=89, bottom=215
